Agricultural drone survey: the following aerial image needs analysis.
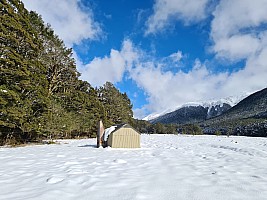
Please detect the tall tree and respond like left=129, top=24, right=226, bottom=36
left=0, top=0, right=47, bottom=134
left=98, top=82, right=133, bottom=126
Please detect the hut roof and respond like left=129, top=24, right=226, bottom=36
left=103, top=123, right=140, bottom=141
left=113, top=123, right=140, bottom=134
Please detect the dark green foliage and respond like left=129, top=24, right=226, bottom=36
left=0, top=0, right=47, bottom=132
left=202, top=118, right=267, bottom=137
left=178, top=124, right=203, bottom=135
left=215, top=130, right=221, bottom=136
left=0, top=1, right=135, bottom=145
left=231, top=121, right=267, bottom=137
left=165, top=124, right=177, bottom=134
left=132, top=120, right=202, bottom=135
left=131, top=119, right=152, bottom=133
left=131, top=119, right=178, bottom=134
left=97, top=82, right=133, bottom=127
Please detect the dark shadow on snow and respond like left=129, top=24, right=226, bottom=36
left=78, top=144, right=97, bottom=148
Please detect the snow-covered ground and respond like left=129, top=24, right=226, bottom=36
left=0, top=135, right=267, bottom=200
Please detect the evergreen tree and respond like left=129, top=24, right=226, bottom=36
left=0, top=0, right=136, bottom=145
left=98, top=82, right=133, bottom=126
left=0, top=0, right=47, bottom=135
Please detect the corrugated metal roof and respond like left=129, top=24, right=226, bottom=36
left=112, top=123, right=140, bottom=134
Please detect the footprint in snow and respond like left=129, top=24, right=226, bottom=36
left=46, top=176, right=65, bottom=184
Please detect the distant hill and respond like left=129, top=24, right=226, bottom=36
left=149, top=104, right=231, bottom=124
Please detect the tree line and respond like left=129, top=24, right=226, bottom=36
left=0, top=0, right=133, bottom=145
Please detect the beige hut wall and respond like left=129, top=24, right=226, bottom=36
left=107, top=128, right=140, bottom=148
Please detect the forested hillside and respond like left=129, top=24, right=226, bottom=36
left=201, top=88, right=267, bottom=137
left=0, top=0, right=133, bottom=145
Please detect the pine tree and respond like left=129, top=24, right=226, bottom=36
left=0, top=0, right=46, bottom=134
left=0, top=1, right=136, bottom=145
left=98, top=82, right=133, bottom=126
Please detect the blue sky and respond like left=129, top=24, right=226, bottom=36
left=23, top=0, right=267, bottom=119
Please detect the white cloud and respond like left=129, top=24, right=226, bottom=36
left=79, top=37, right=267, bottom=119
left=220, top=48, right=267, bottom=95
left=22, top=0, right=101, bottom=46
left=211, top=0, right=267, bottom=40
left=131, top=52, right=267, bottom=119
left=119, top=39, right=267, bottom=119
left=133, top=108, right=148, bottom=119
left=79, top=50, right=125, bottom=86
left=169, top=50, right=183, bottom=62
left=211, top=0, right=267, bottom=61
left=213, top=34, right=261, bottom=61
left=206, top=0, right=267, bottom=107
left=146, top=0, right=210, bottom=35
left=79, top=40, right=139, bottom=87
left=130, top=59, right=229, bottom=115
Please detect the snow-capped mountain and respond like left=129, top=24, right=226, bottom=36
left=143, top=94, right=250, bottom=124
left=206, top=87, right=267, bottom=124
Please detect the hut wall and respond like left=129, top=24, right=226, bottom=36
left=107, top=128, right=140, bottom=148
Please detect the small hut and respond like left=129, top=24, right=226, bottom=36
left=103, top=124, right=140, bottom=148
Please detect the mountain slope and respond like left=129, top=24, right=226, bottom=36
left=149, top=102, right=232, bottom=124
left=145, top=93, right=251, bottom=124
left=206, top=88, right=267, bottom=124
left=144, top=94, right=248, bottom=124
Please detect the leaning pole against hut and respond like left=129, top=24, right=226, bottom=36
left=97, top=120, right=105, bottom=148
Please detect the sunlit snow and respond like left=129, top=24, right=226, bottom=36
left=103, top=125, right=117, bottom=141
left=0, top=135, right=267, bottom=200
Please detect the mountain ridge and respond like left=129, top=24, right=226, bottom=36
left=205, top=87, right=267, bottom=124
left=144, top=94, right=249, bottom=124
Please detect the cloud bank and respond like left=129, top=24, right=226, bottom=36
left=211, top=0, right=267, bottom=61
left=80, top=35, right=267, bottom=119
left=22, top=0, right=101, bottom=46
left=79, top=40, right=139, bottom=86
left=210, top=0, right=267, bottom=94
left=145, top=0, right=211, bottom=35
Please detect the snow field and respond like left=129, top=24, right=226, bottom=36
left=0, top=134, right=267, bottom=200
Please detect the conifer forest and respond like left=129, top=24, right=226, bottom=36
left=0, top=0, right=136, bottom=145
